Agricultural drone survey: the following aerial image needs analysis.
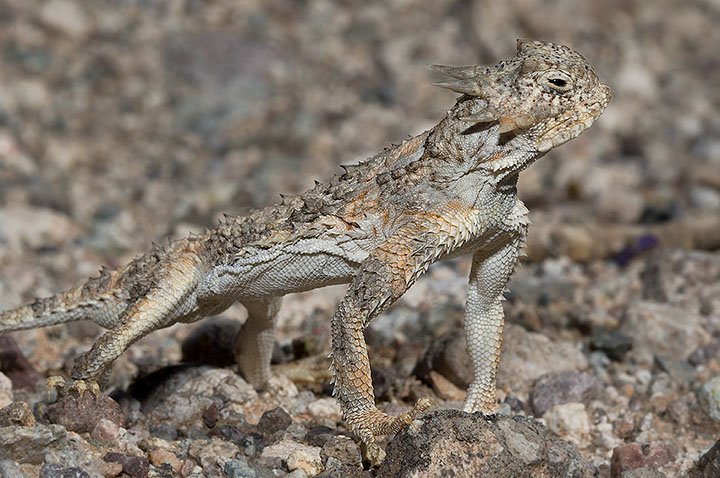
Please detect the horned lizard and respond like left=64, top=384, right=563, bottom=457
left=0, top=40, right=610, bottom=464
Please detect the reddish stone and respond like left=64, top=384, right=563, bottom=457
left=610, top=442, right=676, bottom=478
left=103, top=452, right=149, bottom=478
left=0, top=335, right=42, bottom=391
left=43, top=390, right=126, bottom=433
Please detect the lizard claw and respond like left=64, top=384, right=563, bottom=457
left=46, top=375, right=67, bottom=395
left=407, top=397, right=437, bottom=419
left=46, top=376, right=101, bottom=400
left=482, top=412, right=498, bottom=422
left=392, top=397, right=438, bottom=431
left=361, top=441, right=386, bottom=467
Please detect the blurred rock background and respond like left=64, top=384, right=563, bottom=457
left=0, top=1, right=719, bottom=477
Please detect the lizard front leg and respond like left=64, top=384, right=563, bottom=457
left=330, top=237, right=435, bottom=465
left=463, top=235, right=525, bottom=416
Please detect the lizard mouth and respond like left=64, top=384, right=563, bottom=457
left=536, top=84, right=611, bottom=153
left=536, top=114, right=596, bottom=152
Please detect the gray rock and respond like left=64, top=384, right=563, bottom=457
left=498, top=325, right=589, bottom=397
left=320, top=435, right=362, bottom=469
left=590, top=326, right=633, bottom=361
left=529, top=370, right=602, bottom=416
left=641, top=249, right=720, bottom=315
left=0, top=424, right=67, bottom=465
left=620, top=468, right=666, bottom=478
left=654, top=356, right=695, bottom=384
left=689, top=340, right=720, bottom=366
left=0, top=459, right=25, bottom=478
left=258, top=440, right=321, bottom=471
left=224, top=459, right=256, bottom=478
left=690, top=439, right=720, bottom=478
left=377, top=410, right=595, bottom=477
left=620, top=301, right=711, bottom=366
left=0, top=206, right=80, bottom=251
left=149, top=424, right=178, bottom=441
left=143, top=366, right=256, bottom=431
left=698, top=377, right=720, bottom=422
left=39, top=0, right=90, bottom=39
left=414, top=325, right=590, bottom=398
left=40, top=463, right=90, bottom=478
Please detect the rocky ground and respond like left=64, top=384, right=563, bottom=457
left=0, top=1, right=719, bottom=477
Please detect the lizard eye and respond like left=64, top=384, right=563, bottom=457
left=539, top=71, right=573, bottom=94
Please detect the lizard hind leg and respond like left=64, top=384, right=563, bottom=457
left=235, top=297, right=281, bottom=390
left=329, top=244, right=438, bottom=466
left=68, top=251, right=204, bottom=392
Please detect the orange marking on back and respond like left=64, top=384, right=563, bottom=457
left=395, top=134, right=425, bottom=158
left=487, top=151, right=504, bottom=162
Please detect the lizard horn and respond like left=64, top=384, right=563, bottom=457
left=429, top=64, right=479, bottom=80
left=432, top=79, right=482, bottom=96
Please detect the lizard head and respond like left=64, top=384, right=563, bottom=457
left=432, top=39, right=611, bottom=153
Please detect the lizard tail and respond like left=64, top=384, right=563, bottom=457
left=0, top=267, right=128, bottom=333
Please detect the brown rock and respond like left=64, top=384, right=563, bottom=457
left=378, top=410, right=595, bottom=477
left=427, top=370, right=465, bottom=401
left=43, top=391, right=126, bottom=434
left=321, top=435, right=362, bottom=469
left=610, top=442, right=676, bottom=478
left=103, top=452, right=149, bottom=478
left=529, top=370, right=601, bottom=416
left=90, top=418, right=122, bottom=446
left=0, top=401, right=35, bottom=427
left=0, top=335, right=42, bottom=392
left=412, top=330, right=471, bottom=388
left=257, top=406, right=292, bottom=435
left=149, top=449, right=183, bottom=473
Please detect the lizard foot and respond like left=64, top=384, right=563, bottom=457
left=46, top=376, right=100, bottom=400
left=392, top=397, right=437, bottom=431
left=349, top=398, right=437, bottom=466
left=370, top=397, right=437, bottom=435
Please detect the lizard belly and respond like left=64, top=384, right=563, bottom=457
left=198, top=239, right=367, bottom=300
left=439, top=228, right=509, bottom=261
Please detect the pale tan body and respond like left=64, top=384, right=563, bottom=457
left=0, top=40, right=610, bottom=464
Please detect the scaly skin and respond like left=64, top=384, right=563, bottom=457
left=0, top=40, right=610, bottom=465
